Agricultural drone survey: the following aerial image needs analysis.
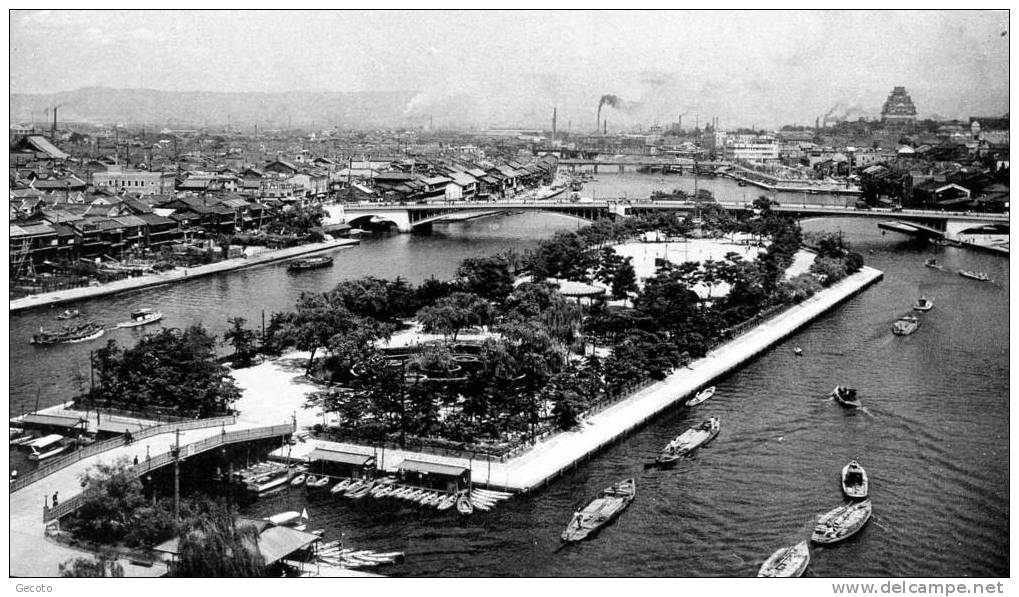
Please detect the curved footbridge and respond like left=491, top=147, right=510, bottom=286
left=9, top=416, right=295, bottom=577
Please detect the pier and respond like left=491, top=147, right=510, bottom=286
left=9, top=237, right=361, bottom=314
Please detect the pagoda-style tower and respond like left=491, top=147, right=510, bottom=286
left=881, top=86, right=918, bottom=126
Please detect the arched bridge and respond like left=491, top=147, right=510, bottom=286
left=330, top=201, right=1008, bottom=234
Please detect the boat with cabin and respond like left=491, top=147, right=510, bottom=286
left=913, top=296, right=934, bottom=312
left=831, top=386, right=862, bottom=408
left=841, top=460, right=869, bottom=499
left=758, top=541, right=810, bottom=577
left=561, top=478, right=636, bottom=542
left=656, top=418, right=720, bottom=464
left=245, top=468, right=294, bottom=493
left=892, top=314, right=919, bottom=335
left=31, top=321, right=105, bottom=345
left=924, top=258, right=943, bottom=270
left=287, top=256, right=334, bottom=272
left=27, top=434, right=67, bottom=461
left=811, top=500, right=872, bottom=544
left=687, top=386, right=716, bottom=407
left=116, top=308, right=163, bottom=328
left=959, top=270, right=990, bottom=282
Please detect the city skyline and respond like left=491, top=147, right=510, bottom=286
left=10, top=10, right=1010, bottom=129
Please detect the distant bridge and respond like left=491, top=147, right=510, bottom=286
left=331, top=200, right=1009, bottom=234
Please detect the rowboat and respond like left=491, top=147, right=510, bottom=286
left=245, top=469, right=293, bottom=493
left=812, top=500, right=872, bottom=544
left=437, top=494, right=457, bottom=510
left=290, top=474, right=307, bottom=486
left=56, top=309, right=80, bottom=320
left=310, top=476, right=330, bottom=488
left=913, top=296, right=934, bottom=312
left=116, top=308, right=163, bottom=328
left=470, top=496, right=492, bottom=511
left=305, top=475, right=318, bottom=486
left=560, top=478, right=636, bottom=542
left=841, top=460, right=869, bottom=499
left=456, top=494, right=474, bottom=515
left=331, top=479, right=352, bottom=494
left=758, top=541, right=810, bottom=577
left=924, top=258, right=943, bottom=270
left=348, top=484, right=373, bottom=499
left=656, top=418, right=720, bottom=464
left=831, top=386, right=862, bottom=408
left=687, top=386, right=716, bottom=407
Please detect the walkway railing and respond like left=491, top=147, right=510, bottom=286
left=12, top=415, right=237, bottom=493
left=42, top=422, right=294, bottom=523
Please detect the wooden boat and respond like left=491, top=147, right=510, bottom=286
left=456, top=494, right=474, bottom=515
left=959, top=270, right=990, bottom=282
left=560, top=478, right=636, bottom=542
left=245, top=468, right=293, bottom=493
left=116, top=308, right=163, bottom=328
left=31, top=321, right=105, bottom=345
left=892, top=314, right=919, bottom=336
left=470, top=496, right=492, bottom=511
left=831, top=386, right=862, bottom=408
left=305, top=475, right=318, bottom=486
left=290, top=474, right=306, bottom=486
left=331, top=479, right=353, bottom=494
left=841, top=460, right=869, bottom=499
left=656, top=418, right=720, bottom=464
left=56, top=309, right=80, bottom=320
left=794, top=347, right=803, bottom=356
left=347, top=483, right=373, bottom=499
left=758, top=541, right=810, bottom=577
left=287, top=256, right=334, bottom=271
left=687, top=386, right=716, bottom=407
left=437, top=494, right=457, bottom=511
left=924, top=258, right=943, bottom=270
left=266, top=511, right=305, bottom=527
left=310, top=476, right=330, bottom=488
left=811, top=500, right=872, bottom=544
left=913, top=296, right=934, bottom=312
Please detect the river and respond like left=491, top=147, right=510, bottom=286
left=8, top=173, right=1009, bottom=577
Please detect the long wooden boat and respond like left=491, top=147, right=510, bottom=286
left=245, top=468, right=293, bottom=493
left=31, top=321, right=105, bottom=345
left=841, top=460, right=869, bottom=500
left=959, top=270, right=990, bottom=282
left=758, top=541, right=810, bottom=577
left=687, top=386, right=716, bottom=407
left=831, top=386, right=862, bottom=408
left=656, top=418, right=720, bottom=464
left=560, top=478, right=636, bottom=542
left=811, top=500, right=872, bottom=544
left=288, top=256, right=334, bottom=271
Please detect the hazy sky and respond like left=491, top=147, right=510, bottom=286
left=10, top=10, right=1010, bottom=128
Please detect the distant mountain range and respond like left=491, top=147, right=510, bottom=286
left=10, top=87, right=422, bottom=129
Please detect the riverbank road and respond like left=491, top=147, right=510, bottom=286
left=9, top=237, right=359, bottom=314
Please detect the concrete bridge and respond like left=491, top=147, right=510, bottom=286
left=557, top=157, right=728, bottom=173
left=328, top=200, right=1009, bottom=235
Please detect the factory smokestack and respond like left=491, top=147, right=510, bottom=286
left=51, top=106, right=57, bottom=142
left=603, top=120, right=607, bottom=135
left=552, top=107, right=557, bottom=143
left=678, top=114, right=682, bottom=132
left=596, top=94, right=623, bottom=134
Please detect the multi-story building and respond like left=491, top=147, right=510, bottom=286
left=93, top=170, right=176, bottom=195
left=881, top=86, right=918, bottom=127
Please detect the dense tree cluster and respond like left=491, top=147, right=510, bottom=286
left=88, top=325, right=241, bottom=417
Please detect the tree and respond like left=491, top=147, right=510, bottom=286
left=59, top=554, right=124, bottom=578
left=170, top=501, right=265, bottom=578
left=69, top=458, right=147, bottom=544
left=610, top=257, right=638, bottom=300
left=288, top=292, right=358, bottom=376
left=530, top=231, right=596, bottom=282
left=457, top=255, right=515, bottom=301
left=417, top=292, right=494, bottom=343
left=501, top=282, right=582, bottom=347
left=223, top=317, right=258, bottom=367
left=810, top=256, right=850, bottom=287
left=845, top=252, right=865, bottom=273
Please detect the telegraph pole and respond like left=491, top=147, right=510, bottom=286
left=173, top=428, right=181, bottom=521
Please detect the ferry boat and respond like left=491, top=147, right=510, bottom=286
left=655, top=418, right=720, bottom=464
left=116, top=308, right=163, bottom=328
left=561, top=479, right=636, bottom=542
left=758, top=541, right=810, bottom=577
left=31, top=321, right=105, bottom=345
left=288, top=256, right=334, bottom=271
left=892, top=314, right=920, bottom=335
left=26, top=434, right=67, bottom=461
left=959, top=270, right=990, bottom=282
left=913, top=296, right=934, bottom=312
left=811, top=500, right=872, bottom=545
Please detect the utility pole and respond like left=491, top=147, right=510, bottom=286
left=173, top=428, right=181, bottom=521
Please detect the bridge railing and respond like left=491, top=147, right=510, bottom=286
left=12, top=415, right=238, bottom=493
left=41, top=422, right=294, bottom=523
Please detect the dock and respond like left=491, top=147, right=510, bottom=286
left=9, top=237, right=360, bottom=314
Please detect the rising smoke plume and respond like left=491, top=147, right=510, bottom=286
left=596, top=94, right=624, bottom=132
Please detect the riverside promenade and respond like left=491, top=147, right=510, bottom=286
left=9, top=237, right=359, bottom=313
left=246, top=265, right=884, bottom=493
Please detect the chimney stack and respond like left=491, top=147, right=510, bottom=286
left=51, top=106, right=57, bottom=142
left=678, top=114, right=682, bottom=132
left=603, top=120, right=607, bottom=135
left=552, top=107, right=557, bottom=143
